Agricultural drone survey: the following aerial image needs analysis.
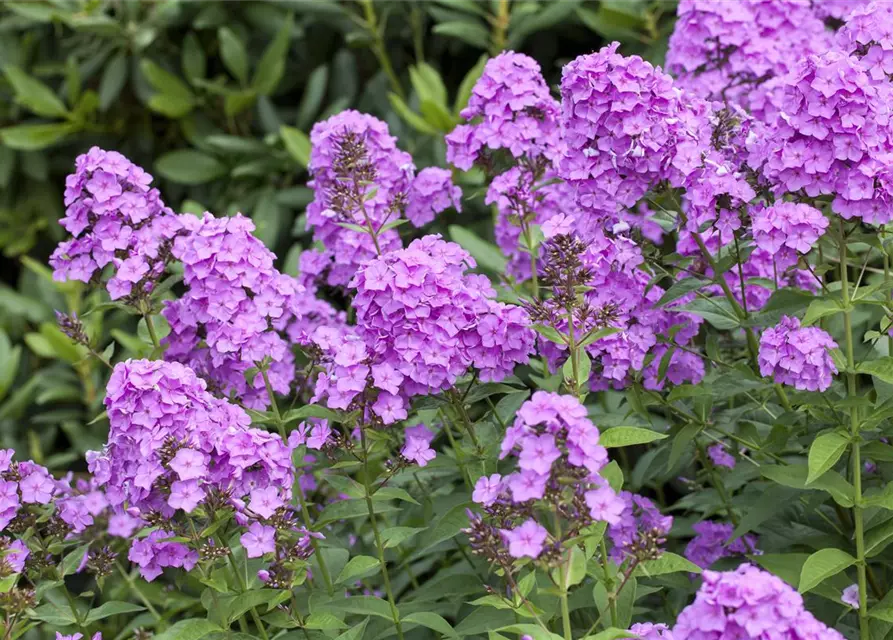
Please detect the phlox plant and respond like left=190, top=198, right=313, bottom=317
left=8, top=2, right=893, bottom=640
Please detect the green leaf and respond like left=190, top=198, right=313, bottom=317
left=409, top=63, right=448, bottom=109
left=454, top=54, right=488, bottom=115
left=336, top=555, right=380, bottom=584
left=380, top=526, right=424, bottom=548
left=152, top=619, right=222, bottom=640
left=798, top=548, right=856, bottom=594
left=448, top=225, right=507, bottom=272
left=0, top=122, right=78, bottom=150
left=866, top=517, right=893, bottom=558
left=432, top=20, right=490, bottom=49
left=802, top=298, right=843, bottom=326
left=667, top=423, right=701, bottom=471
left=761, top=464, right=854, bottom=507
left=323, top=596, right=394, bottom=620
left=140, top=59, right=195, bottom=104
left=807, top=432, right=850, bottom=484
left=316, top=498, right=400, bottom=525
left=253, top=13, right=294, bottom=95
left=283, top=404, right=341, bottom=423
left=389, top=93, right=439, bottom=135
left=182, top=32, right=206, bottom=80
left=404, top=612, right=458, bottom=638
left=61, top=544, right=90, bottom=577
left=415, top=502, right=470, bottom=555
left=731, top=485, right=798, bottom=540
left=334, top=619, right=369, bottom=640
left=84, top=601, right=146, bottom=624
left=3, top=66, right=68, bottom=117
left=218, top=27, right=249, bottom=84
left=497, top=624, right=564, bottom=640
left=599, top=426, right=667, bottom=448
left=373, top=486, right=420, bottom=505
left=99, top=53, right=129, bottom=111
left=580, top=630, right=635, bottom=640
left=156, top=150, right=226, bottom=185
left=280, top=125, right=311, bottom=168
left=634, top=551, right=701, bottom=577
left=30, top=602, right=78, bottom=626
left=858, top=357, right=893, bottom=384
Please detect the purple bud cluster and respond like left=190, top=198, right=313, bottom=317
left=313, top=235, right=535, bottom=423
left=684, top=521, right=759, bottom=569
left=673, top=564, right=845, bottom=639
left=89, top=360, right=293, bottom=518
left=446, top=52, right=560, bottom=171
left=758, top=316, right=838, bottom=391
left=607, top=491, right=673, bottom=563
left=50, top=147, right=181, bottom=300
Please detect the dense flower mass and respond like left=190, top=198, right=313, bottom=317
left=750, top=202, right=828, bottom=265
left=305, top=110, right=413, bottom=286
left=405, top=167, right=462, bottom=227
left=684, top=521, right=758, bottom=569
left=163, top=213, right=340, bottom=409
left=446, top=51, right=560, bottom=170
left=758, top=316, right=838, bottom=391
left=673, top=564, right=845, bottom=639
left=50, top=146, right=181, bottom=300
left=837, top=2, right=893, bottom=80
left=89, top=359, right=293, bottom=517
left=313, top=235, right=535, bottom=422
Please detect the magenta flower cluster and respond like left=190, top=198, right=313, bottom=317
left=445, top=51, right=560, bottom=170
left=684, top=521, right=759, bottom=569
left=405, top=167, right=462, bottom=228
left=758, top=316, right=838, bottom=391
left=313, top=235, right=534, bottom=423
left=50, top=146, right=181, bottom=300
left=607, top=491, right=673, bottom=563
left=750, top=202, right=828, bottom=267
left=672, top=564, right=845, bottom=639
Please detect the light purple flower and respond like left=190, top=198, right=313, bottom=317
left=502, top=519, right=549, bottom=559
left=240, top=522, right=276, bottom=558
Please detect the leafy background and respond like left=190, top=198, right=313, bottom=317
left=0, top=0, right=675, bottom=466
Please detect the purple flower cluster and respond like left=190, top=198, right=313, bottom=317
left=0, top=451, right=58, bottom=531
left=446, top=51, right=560, bottom=171
left=401, top=424, right=436, bottom=467
left=129, top=529, right=198, bottom=582
left=837, top=2, right=893, bottom=80
left=707, top=443, right=736, bottom=469
left=666, top=0, right=831, bottom=118
left=607, top=491, right=673, bottom=563
left=673, top=564, right=845, bottom=639
left=630, top=623, right=674, bottom=640
left=751, top=202, right=828, bottom=267
left=558, top=43, right=693, bottom=217
left=758, top=316, right=838, bottom=391
left=89, top=360, right=293, bottom=518
left=313, top=235, right=534, bottom=423
left=163, top=213, right=339, bottom=409
left=750, top=49, right=893, bottom=224
left=305, top=110, right=412, bottom=286
left=50, top=147, right=181, bottom=300
left=405, top=167, right=461, bottom=227
left=684, top=521, right=758, bottom=569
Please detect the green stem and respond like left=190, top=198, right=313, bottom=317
left=490, top=0, right=510, bottom=54
left=260, top=368, right=285, bottom=438
left=226, top=553, right=269, bottom=640
left=839, top=221, right=869, bottom=640
left=559, top=553, right=572, bottom=640
left=116, top=561, right=163, bottom=625
left=144, top=313, right=161, bottom=351
left=521, top=222, right=539, bottom=298
left=296, top=488, right=334, bottom=595
left=360, top=0, right=405, bottom=99
left=599, top=538, right=617, bottom=627
left=440, top=408, right=474, bottom=489
left=360, top=427, right=404, bottom=640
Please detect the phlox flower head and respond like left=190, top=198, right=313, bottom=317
left=405, top=167, right=462, bottom=227
left=608, top=491, right=673, bottom=563
left=684, top=521, right=759, bottom=569
left=672, top=564, right=846, bottom=639
left=629, top=623, right=674, bottom=640
left=750, top=202, right=828, bottom=266
left=50, top=147, right=181, bottom=300
left=758, top=316, right=838, bottom=391
left=446, top=51, right=560, bottom=171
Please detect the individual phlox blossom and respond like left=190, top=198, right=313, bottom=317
left=445, top=51, right=560, bottom=171
left=306, top=110, right=412, bottom=287
left=128, top=529, right=198, bottom=582
left=0, top=538, right=29, bottom=574
left=630, top=623, right=674, bottom=640
left=288, top=419, right=333, bottom=451
left=707, top=443, right=736, bottom=469
left=666, top=0, right=831, bottom=118
left=241, top=522, right=277, bottom=558
left=837, top=2, right=893, bottom=81
left=163, top=213, right=336, bottom=409
left=608, top=491, right=673, bottom=563
left=758, top=316, right=838, bottom=391
left=749, top=49, right=893, bottom=224
left=841, top=584, right=860, bottom=608
left=314, top=235, right=535, bottom=423
left=56, top=634, right=102, bottom=640
left=472, top=474, right=504, bottom=507
left=684, top=521, right=759, bottom=569
left=49, top=147, right=182, bottom=300
left=558, top=43, right=695, bottom=217
left=751, top=202, right=828, bottom=266
left=671, top=564, right=846, bottom=639
left=405, top=167, right=462, bottom=227
left=401, top=424, right=436, bottom=467
left=501, top=518, right=549, bottom=559
left=89, top=360, right=293, bottom=518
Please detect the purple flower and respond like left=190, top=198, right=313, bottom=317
left=707, top=443, right=736, bottom=470
left=168, top=449, right=208, bottom=481
left=758, top=316, right=838, bottom=391
left=167, top=480, right=204, bottom=513
left=472, top=474, right=504, bottom=507
left=402, top=425, right=436, bottom=467
left=19, top=469, right=54, bottom=504
left=128, top=530, right=198, bottom=582
left=629, top=622, right=674, bottom=640
left=672, top=564, right=845, bottom=639
left=249, top=486, right=284, bottom=519
left=751, top=202, right=828, bottom=265
left=507, top=470, right=548, bottom=502
left=684, top=521, right=759, bottom=569
left=1, top=538, right=29, bottom=574
left=518, top=434, right=561, bottom=475
left=842, top=583, right=860, bottom=608
left=502, top=519, right=549, bottom=559
left=405, top=167, right=462, bottom=227
left=608, top=492, right=673, bottom=563
left=240, top=522, right=276, bottom=558
left=585, top=486, right=626, bottom=525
